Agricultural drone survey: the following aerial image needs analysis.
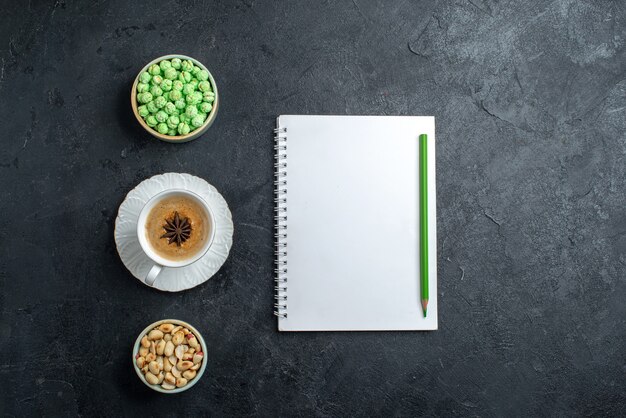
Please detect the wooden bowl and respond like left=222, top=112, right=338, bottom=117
left=131, top=54, right=219, bottom=143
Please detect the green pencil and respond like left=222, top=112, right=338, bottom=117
left=419, top=134, right=429, bottom=317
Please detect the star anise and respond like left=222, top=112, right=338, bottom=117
left=160, top=211, right=192, bottom=246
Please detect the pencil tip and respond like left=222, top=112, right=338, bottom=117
left=421, top=299, right=428, bottom=317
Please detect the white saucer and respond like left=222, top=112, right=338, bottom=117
left=114, top=173, right=234, bottom=292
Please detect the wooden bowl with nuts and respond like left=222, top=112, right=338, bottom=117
left=133, top=319, right=207, bottom=393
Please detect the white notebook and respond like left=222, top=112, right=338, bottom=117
left=274, top=115, right=437, bottom=331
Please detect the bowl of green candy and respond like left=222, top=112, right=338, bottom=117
left=131, top=54, right=218, bottom=143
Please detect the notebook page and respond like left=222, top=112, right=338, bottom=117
left=278, top=115, right=437, bottom=331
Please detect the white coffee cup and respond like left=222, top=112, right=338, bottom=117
left=136, top=189, right=216, bottom=286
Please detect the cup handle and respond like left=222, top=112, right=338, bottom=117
left=145, top=264, right=163, bottom=287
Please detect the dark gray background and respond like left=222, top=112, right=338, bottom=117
left=1, top=0, right=624, bottom=416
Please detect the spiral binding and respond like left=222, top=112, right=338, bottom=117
left=274, top=126, right=288, bottom=318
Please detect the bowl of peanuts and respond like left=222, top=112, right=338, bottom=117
left=133, top=319, right=206, bottom=393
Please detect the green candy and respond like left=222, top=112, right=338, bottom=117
left=149, top=85, right=163, bottom=97
left=146, top=115, right=158, bottom=127
left=191, top=115, right=205, bottom=128
left=164, top=68, right=178, bottom=80
left=185, top=105, right=198, bottom=118
left=161, top=79, right=173, bottom=91
left=181, top=60, right=194, bottom=72
left=164, top=102, right=177, bottom=115
left=167, top=115, right=180, bottom=129
left=198, top=81, right=211, bottom=92
left=155, top=110, right=168, bottom=123
left=138, top=58, right=213, bottom=135
left=159, top=60, right=172, bottom=71
left=137, top=82, right=149, bottom=93
left=184, top=91, right=202, bottom=105
left=157, top=123, right=169, bottom=134
left=138, top=92, right=153, bottom=103
left=179, top=71, right=192, bottom=83
left=182, top=83, right=195, bottom=95
left=154, top=96, right=167, bottom=108
left=137, top=105, right=149, bottom=117
left=169, top=90, right=182, bottom=101
left=197, top=70, right=209, bottom=81
left=148, top=64, right=161, bottom=76
left=177, top=122, right=191, bottom=135
left=146, top=101, right=158, bottom=113
left=202, top=91, right=215, bottom=102
left=199, top=102, right=212, bottom=113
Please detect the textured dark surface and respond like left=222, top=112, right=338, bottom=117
left=1, top=0, right=625, bottom=416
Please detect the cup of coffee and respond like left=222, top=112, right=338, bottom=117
left=136, top=189, right=216, bottom=286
